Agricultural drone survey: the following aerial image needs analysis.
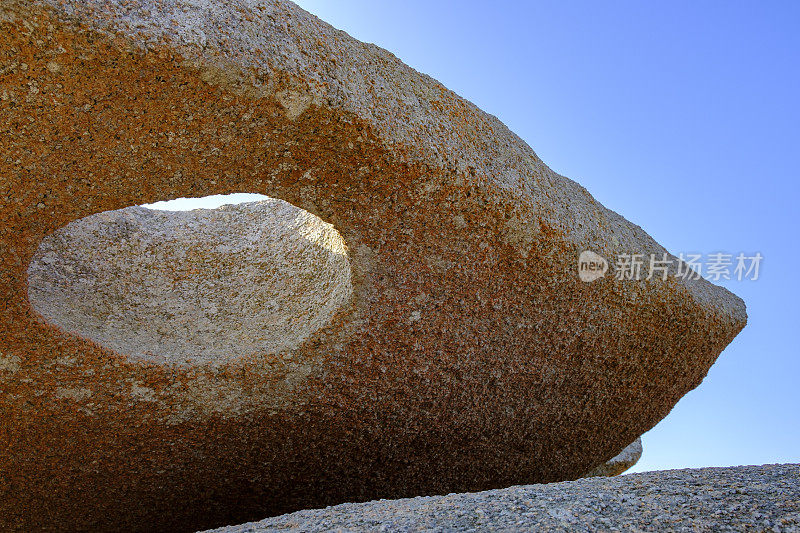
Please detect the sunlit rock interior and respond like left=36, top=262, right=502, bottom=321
left=27, top=195, right=352, bottom=365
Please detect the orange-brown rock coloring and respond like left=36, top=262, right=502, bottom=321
left=0, top=1, right=745, bottom=531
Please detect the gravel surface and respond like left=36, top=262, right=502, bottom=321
left=206, top=464, right=800, bottom=532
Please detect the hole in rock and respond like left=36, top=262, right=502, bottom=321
left=28, top=194, right=352, bottom=365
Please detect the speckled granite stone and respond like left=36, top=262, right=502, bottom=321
left=0, top=0, right=745, bottom=531
left=28, top=200, right=351, bottom=366
left=204, top=464, right=800, bottom=533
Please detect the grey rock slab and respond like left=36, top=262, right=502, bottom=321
left=205, top=464, right=800, bottom=533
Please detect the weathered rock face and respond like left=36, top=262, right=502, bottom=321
left=0, top=1, right=745, bottom=532
left=28, top=200, right=351, bottom=365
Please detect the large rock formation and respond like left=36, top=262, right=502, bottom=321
left=0, top=0, right=745, bottom=531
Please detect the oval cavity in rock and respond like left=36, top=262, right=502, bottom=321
left=27, top=196, right=352, bottom=365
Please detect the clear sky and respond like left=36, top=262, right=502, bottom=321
left=286, top=0, right=799, bottom=473
left=151, top=2, right=799, bottom=473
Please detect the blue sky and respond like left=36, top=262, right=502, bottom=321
left=286, top=0, right=799, bottom=472
left=153, top=2, right=798, bottom=472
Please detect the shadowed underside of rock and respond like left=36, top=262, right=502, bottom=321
left=205, top=464, right=800, bottom=533
left=0, top=0, right=745, bottom=531
left=582, top=437, right=643, bottom=478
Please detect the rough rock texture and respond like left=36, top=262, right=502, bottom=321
left=0, top=0, right=746, bottom=531
left=28, top=200, right=351, bottom=365
left=583, top=437, right=643, bottom=478
left=205, top=464, right=800, bottom=532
